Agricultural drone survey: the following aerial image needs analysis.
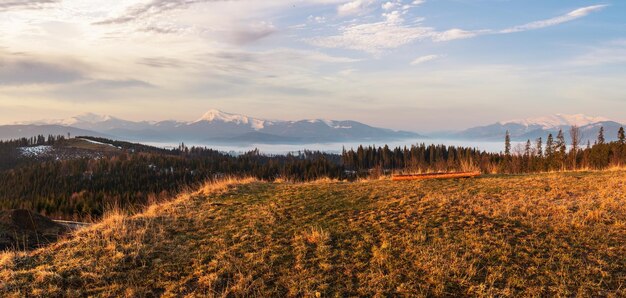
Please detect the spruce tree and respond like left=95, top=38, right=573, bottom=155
left=556, top=130, right=566, bottom=155
left=524, top=139, right=532, bottom=157
left=556, top=130, right=566, bottom=169
left=535, top=137, right=543, bottom=157
left=504, top=130, right=511, bottom=156
left=546, top=134, right=554, bottom=157
left=597, top=127, right=605, bottom=145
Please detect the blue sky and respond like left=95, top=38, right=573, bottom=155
left=0, top=0, right=625, bottom=132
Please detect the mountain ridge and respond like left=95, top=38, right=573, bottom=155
left=451, top=113, right=623, bottom=142
left=4, top=109, right=420, bottom=144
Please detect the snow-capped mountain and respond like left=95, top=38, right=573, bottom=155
left=20, top=113, right=155, bottom=132
left=192, top=109, right=268, bottom=130
left=6, top=109, right=420, bottom=144
left=452, top=114, right=623, bottom=142
left=499, top=114, right=610, bottom=129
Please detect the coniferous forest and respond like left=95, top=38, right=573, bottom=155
left=0, top=125, right=625, bottom=220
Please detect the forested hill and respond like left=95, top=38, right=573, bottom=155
left=1, top=125, right=625, bottom=220
left=0, top=136, right=342, bottom=220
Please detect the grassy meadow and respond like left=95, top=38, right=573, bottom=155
left=1, top=171, right=625, bottom=297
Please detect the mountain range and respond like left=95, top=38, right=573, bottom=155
left=446, top=114, right=624, bottom=143
left=5, top=109, right=419, bottom=144
left=3, top=111, right=623, bottom=146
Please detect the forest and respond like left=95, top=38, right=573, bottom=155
left=0, top=125, right=624, bottom=220
left=0, top=136, right=342, bottom=220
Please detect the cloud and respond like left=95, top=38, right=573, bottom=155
left=93, top=0, right=233, bottom=25
left=410, top=54, right=440, bottom=65
left=0, top=0, right=59, bottom=11
left=382, top=2, right=397, bottom=11
left=337, top=0, right=375, bottom=17
left=432, top=29, right=483, bottom=42
left=500, top=5, right=607, bottom=33
left=308, top=16, right=435, bottom=54
left=138, top=57, right=187, bottom=68
left=0, top=60, right=85, bottom=85
left=311, top=4, right=606, bottom=54
left=82, top=79, right=154, bottom=89
left=570, top=40, right=626, bottom=66
left=225, top=22, right=277, bottom=45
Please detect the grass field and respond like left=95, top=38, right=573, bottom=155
left=1, top=171, right=625, bottom=297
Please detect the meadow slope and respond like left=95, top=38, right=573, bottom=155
left=1, top=172, right=625, bottom=297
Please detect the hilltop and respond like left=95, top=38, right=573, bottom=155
left=1, top=171, right=625, bottom=297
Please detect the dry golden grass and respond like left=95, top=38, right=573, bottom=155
left=1, top=171, right=625, bottom=297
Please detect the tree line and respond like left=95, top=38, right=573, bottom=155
left=340, top=125, right=626, bottom=175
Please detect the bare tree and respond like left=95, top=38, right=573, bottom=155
left=570, top=125, right=581, bottom=169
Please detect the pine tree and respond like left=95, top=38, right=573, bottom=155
left=618, top=127, right=625, bottom=145
left=524, top=139, right=532, bottom=171
left=597, top=126, right=605, bottom=145
left=535, top=137, right=543, bottom=157
left=556, top=130, right=566, bottom=169
left=556, top=130, right=566, bottom=155
left=504, top=130, right=511, bottom=156
left=569, top=125, right=581, bottom=169
left=546, top=134, right=554, bottom=157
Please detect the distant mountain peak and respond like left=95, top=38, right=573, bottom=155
left=499, top=113, right=610, bottom=129
left=193, top=109, right=266, bottom=130
left=63, top=113, right=114, bottom=125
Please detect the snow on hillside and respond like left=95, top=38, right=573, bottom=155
left=19, top=145, right=53, bottom=157
left=499, top=114, right=609, bottom=129
left=193, top=109, right=267, bottom=130
left=78, top=138, right=121, bottom=149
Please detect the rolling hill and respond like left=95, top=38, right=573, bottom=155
left=1, top=172, right=624, bottom=296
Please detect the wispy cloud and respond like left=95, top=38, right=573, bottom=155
left=500, top=5, right=608, bottom=33
left=0, top=0, right=59, bottom=11
left=570, top=40, right=626, bottom=66
left=432, top=29, right=483, bottom=42
left=311, top=4, right=608, bottom=54
left=410, top=54, right=440, bottom=65
left=308, top=16, right=435, bottom=54
left=0, top=55, right=85, bottom=85
left=93, top=0, right=226, bottom=25
left=337, top=0, right=375, bottom=17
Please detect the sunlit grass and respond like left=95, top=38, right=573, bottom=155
left=1, top=172, right=625, bottom=296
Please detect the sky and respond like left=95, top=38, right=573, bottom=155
left=0, top=0, right=625, bottom=132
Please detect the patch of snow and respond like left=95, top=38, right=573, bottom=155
left=307, top=119, right=336, bottom=127
left=500, top=114, right=610, bottom=129
left=78, top=138, right=118, bottom=148
left=19, top=145, right=53, bottom=157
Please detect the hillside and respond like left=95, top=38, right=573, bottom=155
left=1, top=172, right=625, bottom=296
